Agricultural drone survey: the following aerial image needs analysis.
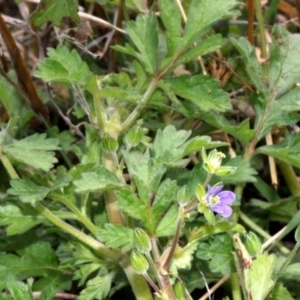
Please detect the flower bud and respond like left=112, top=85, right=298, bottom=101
left=195, top=184, right=206, bottom=201
left=203, top=207, right=215, bottom=225
left=102, top=135, right=118, bottom=152
left=177, top=186, right=190, bottom=208
left=134, top=228, right=152, bottom=254
left=202, top=149, right=225, bottom=174
left=243, top=232, right=262, bottom=257
left=131, top=250, right=149, bottom=274
left=125, top=126, right=143, bottom=147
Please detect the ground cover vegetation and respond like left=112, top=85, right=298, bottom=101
left=1, top=0, right=300, bottom=299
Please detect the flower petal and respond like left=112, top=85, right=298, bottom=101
left=207, top=185, right=223, bottom=197
left=211, top=204, right=233, bottom=218
left=217, top=191, right=236, bottom=205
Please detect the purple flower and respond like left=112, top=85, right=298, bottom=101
left=206, top=185, right=236, bottom=218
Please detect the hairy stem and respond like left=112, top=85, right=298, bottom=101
left=0, top=149, right=117, bottom=261
left=161, top=216, right=183, bottom=272
left=121, top=78, right=158, bottom=133
left=230, top=272, right=243, bottom=300
left=119, top=257, right=154, bottom=300
left=50, top=193, right=99, bottom=235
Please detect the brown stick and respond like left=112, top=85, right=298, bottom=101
left=0, top=13, right=49, bottom=121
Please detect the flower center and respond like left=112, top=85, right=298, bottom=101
left=208, top=195, right=220, bottom=207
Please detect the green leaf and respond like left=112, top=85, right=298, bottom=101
left=0, top=242, right=71, bottom=290
left=3, top=133, right=60, bottom=171
left=158, top=0, right=182, bottom=57
left=125, top=14, right=158, bottom=74
left=257, top=133, right=300, bottom=169
left=156, top=204, right=178, bottom=237
left=200, top=113, right=255, bottom=144
left=149, top=179, right=177, bottom=233
left=249, top=253, right=275, bottom=300
left=151, top=125, right=191, bottom=166
left=164, top=75, right=231, bottom=112
left=50, top=166, right=73, bottom=191
left=253, top=176, right=281, bottom=203
left=183, top=135, right=228, bottom=156
left=97, top=224, right=134, bottom=252
left=175, top=35, right=223, bottom=67
left=279, top=263, right=300, bottom=281
left=0, top=204, right=44, bottom=235
left=255, top=91, right=300, bottom=141
left=266, top=283, right=293, bottom=300
left=5, top=276, right=34, bottom=300
left=196, top=234, right=234, bottom=274
left=31, top=0, right=80, bottom=27
left=269, top=26, right=300, bottom=94
left=74, top=165, right=125, bottom=193
left=8, top=179, right=50, bottom=205
left=124, top=151, right=166, bottom=202
left=183, top=0, right=238, bottom=47
left=116, top=189, right=148, bottom=220
left=222, top=156, right=257, bottom=184
left=230, top=37, right=267, bottom=94
left=35, top=45, right=90, bottom=85
left=78, top=274, right=113, bottom=300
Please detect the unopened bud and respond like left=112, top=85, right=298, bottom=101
left=202, top=148, right=225, bottom=174
left=131, top=250, right=149, bottom=274
left=243, top=232, right=262, bottom=257
left=125, top=126, right=143, bottom=147
left=195, top=184, right=206, bottom=201
left=134, top=228, right=152, bottom=254
left=215, top=166, right=237, bottom=176
left=177, top=186, right=190, bottom=208
left=102, top=135, right=118, bottom=152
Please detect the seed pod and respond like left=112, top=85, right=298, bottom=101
left=102, top=135, right=118, bottom=152
left=131, top=250, right=149, bottom=274
left=134, top=228, right=152, bottom=254
left=243, top=231, right=262, bottom=257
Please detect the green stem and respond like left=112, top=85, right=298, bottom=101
left=35, top=203, right=118, bottom=261
left=50, top=193, right=99, bottom=235
left=121, top=78, right=158, bottom=133
left=230, top=272, right=242, bottom=300
left=146, top=252, right=163, bottom=290
left=239, top=211, right=290, bottom=254
left=119, top=257, right=154, bottom=300
left=0, top=146, right=18, bottom=179
left=277, top=159, right=300, bottom=205
left=0, top=147, right=117, bottom=261
left=254, top=0, right=267, bottom=58
left=103, top=153, right=123, bottom=225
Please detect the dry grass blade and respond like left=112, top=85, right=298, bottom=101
left=0, top=13, right=49, bottom=121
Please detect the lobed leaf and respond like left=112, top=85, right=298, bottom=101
left=96, top=224, right=134, bottom=252
left=3, top=133, right=60, bottom=171
left=35, top=45, right=90, bottom=85
left=164, top=75, right=231, bottom=113
left=74, top=165, right=125, bottom=193
left=78, top=274, right=114, bottom=300
left=31, top=0, right=80, bottom=27
left=8, top=179, right=50, bottom=205
left=183, top=0, right=238, bottom=47
left=125, top=14, right=159, bottom=74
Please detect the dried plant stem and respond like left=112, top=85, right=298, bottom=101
left=266, top=133, right=278, bottom=188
